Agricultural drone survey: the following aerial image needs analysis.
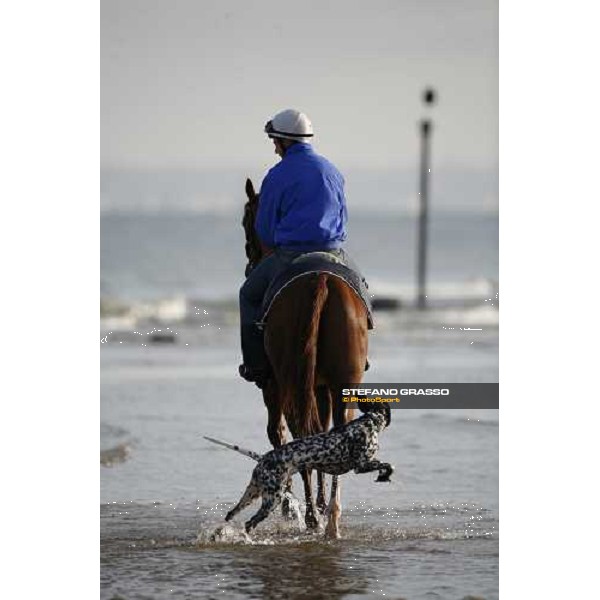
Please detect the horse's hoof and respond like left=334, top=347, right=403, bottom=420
left=324, top=526, right=341, bottom=540
left=305, top=512, right=319, bottom=530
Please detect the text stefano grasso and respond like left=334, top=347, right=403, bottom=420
left=342, top=388, right=450, bottom=396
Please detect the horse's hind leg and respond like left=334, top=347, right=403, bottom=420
left=325, top=475, right=342, bottom=539
left=226, top=481, right=260, bottom=522
left=316, top=471, right=327, bottom=515
left=324, top=375, right=361, bottom=539
left=300, top=469, right=320, bottom=529
left=315, top=385, right=332, bottom=514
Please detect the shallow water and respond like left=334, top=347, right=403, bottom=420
left=101, top=500, right=497, bottom=600
left=101, top=326, right=498, bottom=599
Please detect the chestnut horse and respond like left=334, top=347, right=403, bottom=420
left=242, top=178, right=369, bottom=538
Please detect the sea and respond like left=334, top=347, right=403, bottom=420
left=101, top=204, right=499, bottom=599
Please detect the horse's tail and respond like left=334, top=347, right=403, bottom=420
left=295, top=273, right=329, bottom=437
left=203, top=436, right=262, bottom=461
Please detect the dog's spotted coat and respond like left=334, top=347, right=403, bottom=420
left=225, top=407, right=394, bottom=532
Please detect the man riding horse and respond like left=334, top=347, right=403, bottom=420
left=239, top=108, right=364, bottom=387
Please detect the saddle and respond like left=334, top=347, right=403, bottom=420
left=260, top=252, right=374, bottom=329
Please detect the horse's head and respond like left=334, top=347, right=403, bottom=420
left=243, top=178, right=263, bottom=275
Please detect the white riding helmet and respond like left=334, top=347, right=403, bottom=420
left=264, top=109, right=313, bottom=143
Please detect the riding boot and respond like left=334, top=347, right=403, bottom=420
left=239, top=324, right=270, bottom=387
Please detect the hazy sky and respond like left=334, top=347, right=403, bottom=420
left=101, top=0, right=497, bottom=171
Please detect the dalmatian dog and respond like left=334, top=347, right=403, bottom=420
left=205, top=404, right=393, bottom=533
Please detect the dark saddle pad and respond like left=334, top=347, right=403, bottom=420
left=260, top=252, right=374, bottom=329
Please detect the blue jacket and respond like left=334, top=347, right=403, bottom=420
left=255, top=143, right=348, bottom=251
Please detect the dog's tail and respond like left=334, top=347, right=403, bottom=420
left=203, top=436, right=262, bottom=461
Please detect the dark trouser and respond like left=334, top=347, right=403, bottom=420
left=239, top=248, right=362, bottom=371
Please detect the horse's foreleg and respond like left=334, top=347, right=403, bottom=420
left=281, top=475, right=294, bottom=520
left=325, top=475, right=341, bottom=539
left=263, top=382, right=294, bottom=517
left=263, top=380, right=286, bottom=449
left=301, top=468, right=319, bottom=529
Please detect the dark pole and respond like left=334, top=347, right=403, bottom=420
left=417, top=87, right=436, bottom=310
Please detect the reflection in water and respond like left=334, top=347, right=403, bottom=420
left=226, top=543, right=368, bottom=600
